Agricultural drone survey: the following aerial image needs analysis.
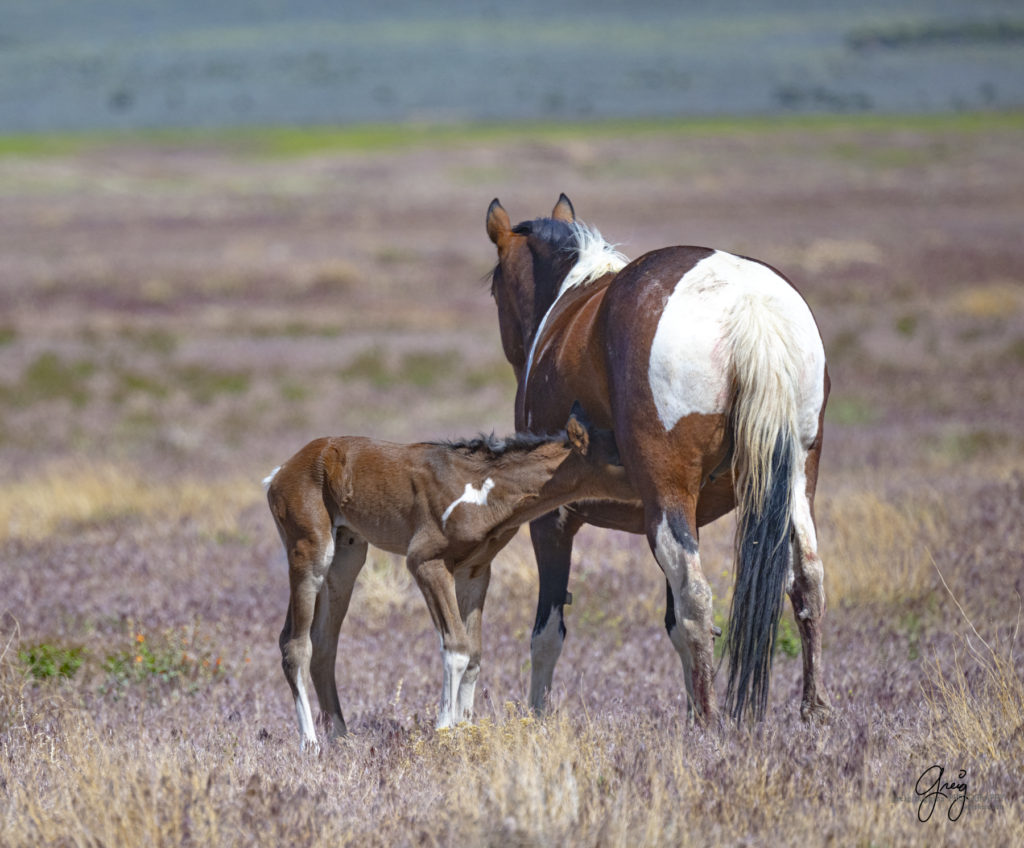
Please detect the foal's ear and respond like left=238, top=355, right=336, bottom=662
left=566, top=401, right=591, bottom=456
left=487, top=198, right=511, bottom=245
left=551, top=193, right=575, bottom=223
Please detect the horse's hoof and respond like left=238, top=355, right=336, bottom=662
left=800, top=699, right=832, bottom=723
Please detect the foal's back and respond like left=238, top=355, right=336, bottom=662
left=269, top=435, right=479, bottom=559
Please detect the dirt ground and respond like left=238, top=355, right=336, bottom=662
left=1, top=116, right=1023, bottom=845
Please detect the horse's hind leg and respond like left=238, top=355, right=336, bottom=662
left=528, top=508, right=583, bottom=713
left=279, top=534, right=332, bottom=753
left=454, top=561, right=492, bottom=723
left=647, top=498, right=717, bottom=724
left=309, top=530, right=368, bottom=739
left=789, top=445, right=832, bottom=721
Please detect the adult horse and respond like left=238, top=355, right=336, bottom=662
left=486, top=194, right=831, bottom=722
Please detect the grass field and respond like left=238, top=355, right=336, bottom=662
left=1, top=114, right=1023, bottom=846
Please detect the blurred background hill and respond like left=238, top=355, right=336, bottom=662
left=1, top=0, right=1022, bottom=132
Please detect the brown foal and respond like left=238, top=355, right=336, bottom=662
left=265, top=405, right=631, bottom=751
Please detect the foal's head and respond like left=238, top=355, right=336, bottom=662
left=441, top=402, right=625, bottom=493
left=558, top=403, right=631, bottom=497
left=486, top=193, right=578, bottom=380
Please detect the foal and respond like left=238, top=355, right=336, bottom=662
left=265, top=405, right=630, bottom=751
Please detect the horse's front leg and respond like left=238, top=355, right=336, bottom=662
left=409, top=557, right=470, bottom=729
left=454, top=561, right=492, bottom=723
left=528, top=508, right=584, bottom=713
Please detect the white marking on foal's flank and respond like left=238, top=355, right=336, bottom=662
left=523, top=223, right=629, bottom=390
left=441, top=478, right=496, bottom=528
left=262, top=466, right=281, bottom=490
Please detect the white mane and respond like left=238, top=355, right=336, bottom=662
left=558, top=223, right=630, bottom=296
left=523, top=222, right=630, bottom=390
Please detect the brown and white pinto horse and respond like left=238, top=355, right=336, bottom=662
left=486, top=194, right=831, bottom=723
left=265, top=405, right=631, bottom=751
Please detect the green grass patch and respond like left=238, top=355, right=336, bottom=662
left=1, top=352, right=96, bottom=408
left=175, top=365, right=250, bottom=404
left=102, top=627, right=225, bottom=697
left=2, top=112, right=1021, bottom=160
left=825, top=396, right=879, bottom=426
left=114, top=370, right=170, bottom=401
left=339, top=348, right=461, bottom=389
left=19, top=643, right=85, bottom=681
left=895, top=313, right=918, bottom=337
left=712, top=609, right=800, bottom=662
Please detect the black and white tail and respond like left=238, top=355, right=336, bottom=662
left=723, top=292, right=804, bottom=721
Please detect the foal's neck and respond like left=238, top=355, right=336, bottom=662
left=462, top=441, right=580, bottom=523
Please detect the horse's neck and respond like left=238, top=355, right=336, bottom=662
left=527, top=272, right=611, bottom=359
left=518, top=278, right=616, bottom=430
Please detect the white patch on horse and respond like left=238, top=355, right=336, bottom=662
left=647, top=250, right=825, bottom=433
left=523, top=223, right=629, bottom=390
left=441, top=478, right=495, bottom=528
left=262, top=466, right=281, bottom=489
left=555, top=505, right=570, bottom=532
left=653, top=515, right=688, bottom=583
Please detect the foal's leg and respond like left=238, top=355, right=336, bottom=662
left=309, top=530, right=368, bottom=739
left=647, top=496, right=717, bottom=724
left=788, top=445, right=832, bottom=721
left=454, top=561, right=492, bottom=722
left=528, top=508, right=583, bottom=713
left=409, top=557, right=471, bottom=729
left=279, top=532, right=333, bottom=753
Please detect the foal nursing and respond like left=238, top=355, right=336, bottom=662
left=266, top=405, right=630, bottom=751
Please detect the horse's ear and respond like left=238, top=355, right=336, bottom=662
left=487, top=198, right=511, bottom=245
left=551, top=193, right=575, bottom=223
left=566, top=401, right=590, bottom=456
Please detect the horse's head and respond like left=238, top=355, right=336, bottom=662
left=486, top=194, right=578, bottom=381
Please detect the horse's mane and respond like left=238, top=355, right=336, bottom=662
left=489, top=217, right=628, bottom=298
left=561, top=223, right=629, bottom=294
left=433, top=430, right=566, bottom=460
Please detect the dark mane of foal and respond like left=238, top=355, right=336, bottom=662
left=433, top=429, right=567, bottom=460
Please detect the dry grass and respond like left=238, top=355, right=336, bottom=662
left=822, top=489, right=947, bottom=608
left=0, top=461, right=262, bottom=542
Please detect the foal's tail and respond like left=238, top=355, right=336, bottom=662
left=723, top=293, right=803, bottom=722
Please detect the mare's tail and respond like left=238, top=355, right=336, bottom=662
left=723, top=293, right=803, bottom=721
